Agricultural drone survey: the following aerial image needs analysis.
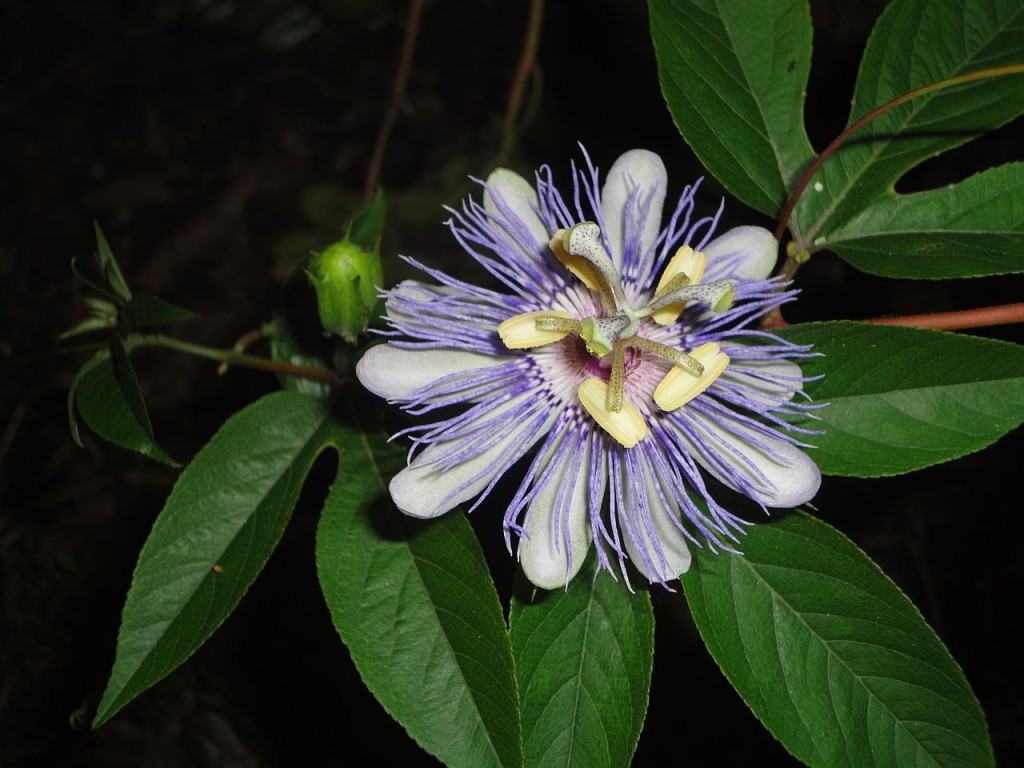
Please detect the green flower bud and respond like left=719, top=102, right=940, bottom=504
left=306, top=238, right=383, bottom=344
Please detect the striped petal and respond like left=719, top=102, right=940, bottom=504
left=384, top=280, right=512, bottom=352
left=390, top=395, right=556, bottom=518
left=484, top=168, right=551, bottom=266
left=518, top=437, right=597, bottom=589
left=721, top=357, right=805, bottom=402
left=673, top=410, right=821, bottom=508
left=621, top=453, right=692, bottom=583
left=356, top=343, right=513, bottom=401
left=601, top=150, right=667, bottom=271
left=703, top=226, right=778, bottom=282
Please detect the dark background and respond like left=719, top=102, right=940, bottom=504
left=2, top=1, right=1022, bottom=765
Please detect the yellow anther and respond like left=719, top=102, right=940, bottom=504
left=549, top=229, right=601, bottom=290
left=652, top=246, right=707, bottom=324
left=498, top=310, right=574, bottom=349
left=653, top=342, right=730, bottom=411
left=577, top=379, right=649, bottom=448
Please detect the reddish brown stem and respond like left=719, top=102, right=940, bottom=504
left=775, top=64, right=1024, bottom=246
left=364, top=0, right=424, bottom=203
left=761, top=308, right=788, bottom=330
left=497, top=0, right=545, bottom=165
left=764, top=65, right=1024, bottom=333
left=864, top=302, right=1024, bottom=332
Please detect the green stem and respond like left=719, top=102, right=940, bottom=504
left=140, top=334, right=344, bottom=385
left=773, top=63, right=1024, bottom=249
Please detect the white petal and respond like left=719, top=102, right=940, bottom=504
left=675, top=411, right=820, bottom=508
left=703, top=226, right=778, bottom=281
left=390, top=396, right=555, bottom=519
left=601, top=150, right=667, bottom=270
left=387, top=281, right=494, bottom=331
left=721, top=358, right=805, bottom=401
left=518, top=439, right=598, bottom=590
left=484, top=168, right=550, bottom=257
left=356, top=344, right=511, bottom=401
left=390, top=279, right=451, bottom=302
left=621, top=458, right=691, bottom=583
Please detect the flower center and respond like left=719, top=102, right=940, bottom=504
left=578, top=339, right=642, bottom=380
left=497, top=222, right=733, bottom=448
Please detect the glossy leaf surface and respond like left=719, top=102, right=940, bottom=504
left=826, top=163, right=1024, bottom=278
left=650, top=0, right=815, bottom=215
left=796, top=0, right=1024, bottom=250
left=73, top=342, right=177, bottom=466
left=782, top=322, right=1024, bottom=476
left=509, top=554, right=653, bottom=768
left=94, top=392, right=334, bottom=725
left=685, top=511, right=993, bottom=768
left=317, top=429, right=522, bottom=768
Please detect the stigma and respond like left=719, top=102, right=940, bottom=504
left=497, top=223, right=732, bottom=447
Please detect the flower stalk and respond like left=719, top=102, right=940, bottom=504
left=139, top=334, right=344, bottom=385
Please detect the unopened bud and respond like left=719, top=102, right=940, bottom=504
left=306, top=239, right=383, bottom=344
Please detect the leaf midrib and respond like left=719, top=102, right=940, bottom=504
left=832, top=226, right=1024, bottom=240
left=363, top=431, right=518, bottom=768
left=132, top=430, right=325, bottom=631
left=564, top=578, right=598, bottom=768
left=102, top=399, right=330, bottom=720
left=656, top=0, right=781, bottom=207
left=812, top=367, right=1024, bottom=401
left=807, top=6, right=1024, bottom=238
left=733, top=548, right=981, bottom=767
left=712, top=0, right=794, bottom=196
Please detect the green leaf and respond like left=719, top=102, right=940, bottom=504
left=267, top=315, right=331, bottom=399
left=94, top=222, right=132, bottom=303
left=68, top=352, right=106, bottom=447
left=121, top=293, right=198, bottom=330
left=61, top=296, right=120, bottom=339
left=684, top=510, right=993, bottom=768
left=649, top=0, right=815, bottom=215
left=71, top=256, right=116, bottom=299
left=268, top=263, right=335, bottom=399
left=316, top=430, right=522, bottom=768
left=509, top=553, right=653, bottom=768
left=348, top=187, right=386, bottom=252
left=795, top=0, right=1024, bottom=244
left=59, top=315, right=116, bottom=340
left=93, top=391, right=335, bottom=726
left=781, top=321, right=1024, bottom=476
left=85, top=296, right=119, bottom=315
left=825, top=163, right=1024, bottom=278
left=74, top=341, right=178, bottom=466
